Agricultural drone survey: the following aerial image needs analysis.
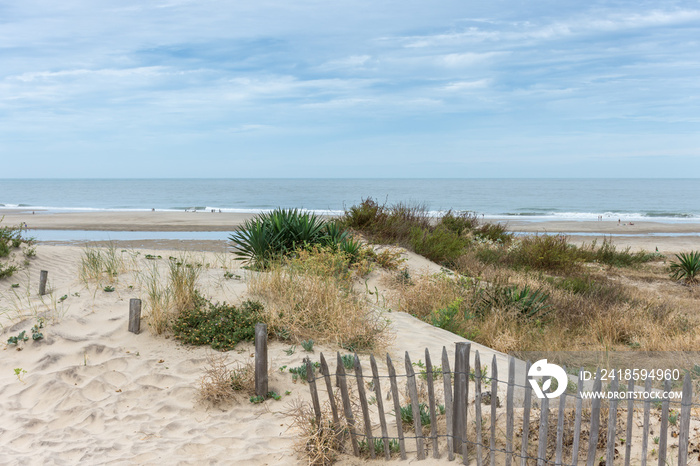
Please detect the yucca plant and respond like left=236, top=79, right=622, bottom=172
left=230, top=208, right=350, bottom=269
left=669, top=251, right=700, bottom=284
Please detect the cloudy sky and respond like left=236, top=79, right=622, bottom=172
left=2, top=0, right=699, bottom=177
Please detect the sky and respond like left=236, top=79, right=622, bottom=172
left=1, top=0, right=699, bottom=178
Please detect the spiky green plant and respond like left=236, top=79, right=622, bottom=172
left=669, top=251, right=700, bottom=284
left=230, top=208, right=342, bottom=268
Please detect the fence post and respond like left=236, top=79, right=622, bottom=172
left=490, top=355, right=498, bottom=466
left=678, top=372, right=693, bottom=466
left=506, top=357, right=515, bottom=466
left=254, top=323, right=268, bottom=397
left=641, top=376, right=652, bottom=466
left=39, top=270, right=48, bottom=295
left=658, top=378, right=671, bottom=466
left=337, top=352, right=360, bottom=456
left=354, top=354, right=376, bottom=459
left=319, top=353, right=340, bottom=425
left=474, top=351, right=484, bottom=466
left=369, top=354, right=391, bottom=460
left=453, top=342, right=470, bottom=454
left=586, top=369, right=603, bottom=466
left=606, top=377, right=619, bottom=466
left=386, top=354, right=407, bottom=460
left=425, top=348, right=440, bottom=458
left=405, top=352, right=426, bottom=460
left=442, top=347, right=455, bottom=461
left=128, top=298, right=141, bottom=334
left=520, top=361, right=533, bottom=466
left=306, top=357, right=322, bottom=427
left=624, top=377, right=634, bottom=466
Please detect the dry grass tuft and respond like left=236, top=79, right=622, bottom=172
left=168, top=256, right=202, bottom=314
left=198, top=353, right=255, bottom=405
left=79, top=245, right=126, bottom=285
left=248, top=263, right=391, bottom=352
left=287, top=395, right=347, bottom=466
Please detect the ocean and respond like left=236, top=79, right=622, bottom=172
left=1, top=178, right=699, bottom=222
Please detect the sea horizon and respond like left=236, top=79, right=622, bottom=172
left=2, top=178, right=699, bottom=223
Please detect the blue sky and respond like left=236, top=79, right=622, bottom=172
left=1, top=0, right=699, bottom=177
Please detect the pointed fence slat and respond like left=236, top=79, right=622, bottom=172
left=658, top=378, right=671, bottom=466
left=319, top=353, right=340, bottom=425
left=606, top=377, right=619, bottom=466
left=641, top=376, right=652, bottom=466
left=463, top=349, right=471, bottom=465
left=386, top=354, right=407, bottom=460
left=425, top=349, right=440, bottom=458
left=354, top=354, right=376, bottom=459
left=306, top=357, right=322, bottom=427
left=536, top=395, right=549, bottom=466
left=441, top=347, right=455, bottom=462
left=571, top=368, right=584, bottom=466
left=555, top=391, right=567, bottom=465
left=404, top=352, right=426, bottom=460
left=624, top=377, right=634, bottom=466
left=586, top=369, right=603, bottom=466
left=453, top=343, right=470, bottom=455
left=506, top=357, right=515, bottom=466
left=490, top=355, right=498, bottom=466
left=474, top=351, right=484, bottom=466
left=678, top=372, right=693, bottom=466
left=370, top=355, right=391, bottom=460
left=452, top=342, right=471, bottom=453
left=520, top=361, right=533, bottom=466
left=336, top=352, right=360, bottom=456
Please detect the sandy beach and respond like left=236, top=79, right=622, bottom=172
left=3, top=210, right=699, bottom=254
left=2, top=213, right=700, bottom=464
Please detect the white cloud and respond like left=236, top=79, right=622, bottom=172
left=442, top=79, right=490, bottom=91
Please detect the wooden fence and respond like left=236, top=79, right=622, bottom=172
left=303, top=342, right=696, bottom=465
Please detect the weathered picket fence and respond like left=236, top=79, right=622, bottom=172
left=303, top=342, right=696, bottom=465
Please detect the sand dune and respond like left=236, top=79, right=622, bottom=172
left=1, top=244, right=515, bottom=465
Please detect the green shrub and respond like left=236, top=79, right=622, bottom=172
left=0, top=220, right=32, bottom=279
left=430, top=298, right=470, bottom=334
left=173, top=297, right=264, bottom=351
left=438, top=210, right=480, bottom=235
left=475, top=223, right=512, bottom=244
left=409, top=226, right=469, bottom=265
left=341, top=198, right=430, bottom=245
left=669, top=251, right=700, bottom=283
left=579, top=238, right=658, bottom=267
left=507, top=234, right=580, bottom=272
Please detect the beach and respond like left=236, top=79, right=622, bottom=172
left=2, top=211, right=700, bottom=464
left=3, top=210, right=699, bottom=254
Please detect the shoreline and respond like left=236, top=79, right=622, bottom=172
left=3, top=211, right=699, bottom=254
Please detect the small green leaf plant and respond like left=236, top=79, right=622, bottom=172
left=301, top=339, right=314, bottom=352
left=14, top=368, right=27, bottom=382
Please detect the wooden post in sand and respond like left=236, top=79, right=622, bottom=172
left=38, top=270, right=48, bottom=295
left=255, top=323, right=268, bottom=397
left=128, top=298, right=141, bottom=334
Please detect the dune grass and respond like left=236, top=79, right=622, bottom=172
left=247, top=249, right=391, bottom=352
left=340, top=198, right=695, bottom=354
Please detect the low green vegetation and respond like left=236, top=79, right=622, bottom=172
left=0, top=220, right=34, bottom=279
left=340, top=199, right=511, bottom=266
left=172, top=296, right=264, bottom=351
